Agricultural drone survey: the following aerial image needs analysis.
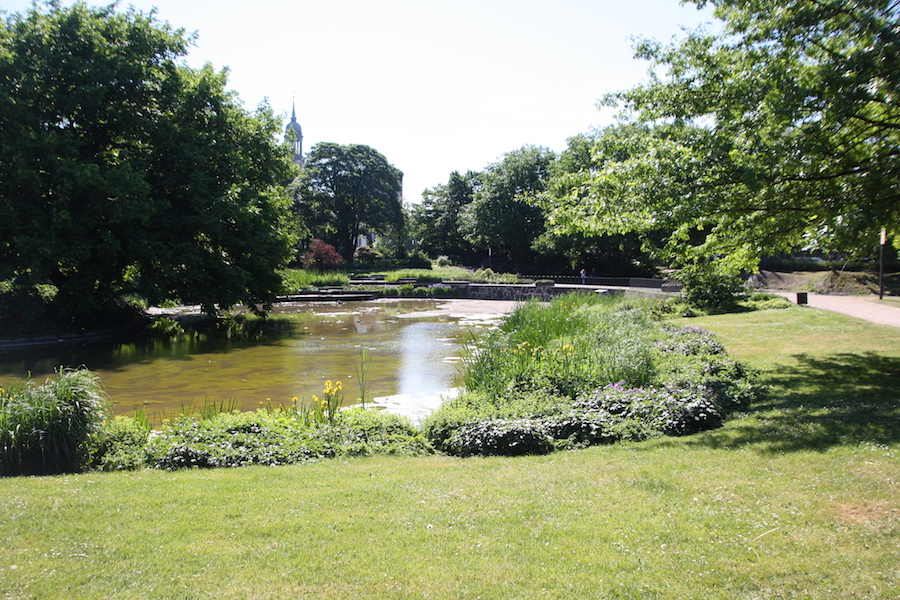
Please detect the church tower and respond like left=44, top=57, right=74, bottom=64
left=285, top=98, right=304, bottom=165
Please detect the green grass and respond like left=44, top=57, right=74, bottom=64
left=280, top=269, right=350, bottom=290
left=1, top=306, right=899, bottom=599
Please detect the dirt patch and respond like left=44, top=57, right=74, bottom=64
left=832, top=500, right=897, bottom=527
left=749, top=270, right=897, bottom=296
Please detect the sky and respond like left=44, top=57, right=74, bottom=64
left=3, top=0, right=718, bottom=202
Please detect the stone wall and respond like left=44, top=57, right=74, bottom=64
left=445, top=282, right=590, bottom=301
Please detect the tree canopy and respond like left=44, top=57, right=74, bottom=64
left=289, top=142, right=403, bottom=261
left=544, top=0, right=899, bottom=272
left=0, top=1, right=297, bottom=320
left=410, top=170, right=480, bottom=263
left=459, top=145, right=555, bottom=272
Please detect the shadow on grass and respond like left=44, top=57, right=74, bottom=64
left=689, top=352, right=900, bottom=453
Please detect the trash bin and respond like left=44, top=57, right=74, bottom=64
left=796, top=292, right=808, bottom=305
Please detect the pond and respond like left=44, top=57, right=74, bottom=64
left=0, top=299, right=511, bottom=423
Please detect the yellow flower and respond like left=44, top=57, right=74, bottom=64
left=312, top=395, right=319, bottom=403
left=335, top=381, right=343, bottom=391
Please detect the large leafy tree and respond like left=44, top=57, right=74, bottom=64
left=0, top=2, right=296, bottom=319
left=538, top=131, right=658, bottom=275
left=547, top=0, right=899, bottom=272
left=289, top=142, right=403, bottom=261
left=411, top=170, right=480, bottom=262
left=460, top=145, right=555, bottom=272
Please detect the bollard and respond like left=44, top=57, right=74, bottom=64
left=796, top=292, right=808, bottom=305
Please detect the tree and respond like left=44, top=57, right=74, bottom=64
left=411, top=170, right=480, bottom=263
left=0, top=2, right=297, bottom=320
left=459, top=146, right=555, bottom=272
left=289, top=142, right=403, bottom=261
left=549, top=0, right=900, bottom=272
left=539, top=131, right=658, bottom=275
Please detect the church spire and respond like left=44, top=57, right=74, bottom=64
left=285, top=96, right=304, bottom=165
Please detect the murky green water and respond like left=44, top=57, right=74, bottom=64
left=0, top=299, right=498, bottom=420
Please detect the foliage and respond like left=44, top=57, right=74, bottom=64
left=425, top=294, right=761, bottom=456
left=289, top=142, right=403, bottom=261
left=463, top=268, right=527, bottom=284
left=145, top=411, right=334, bottom=469
left=677, top=263, right=749, bottom=311
left=0, top=368, right=110, bottom=476
left=459, top=146, right=556, bottom=271
left=379, top=284, right=454, bottom=298
left=301, top=239, right=344, bottom=272
left=145, top=406, right=433, bottom=470
left=411, top=170, right=480, bottom=263
left=0, top=2, right=297, bottom=321
left=96, top=415, right=150, bottom=471
left=281, top=268, right=350, bottom=290
left=545, top=0, right=900, bottom=271
left=447, top=419, right=554, bottom=457
left=353, top=244, right=379, bottom=263
left=538, top=131, right=659, bottom=274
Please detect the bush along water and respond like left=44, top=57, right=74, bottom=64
left=423, top=293, right=763, bottom=457
left=0, top=368, right=110, bottom=476
left=2, top=375, right=432, bottom=475
left=139, top=379, right=432, bottom=471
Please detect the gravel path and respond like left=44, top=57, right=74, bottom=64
left=777, top=292, right=900, bottom=328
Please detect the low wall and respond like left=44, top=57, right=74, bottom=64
left=444, top=282, right=600, bottom=301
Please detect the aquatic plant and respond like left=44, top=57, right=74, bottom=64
left=0, top=368, right=110, bottom=476
left=426, top=293, right=762, bottom=456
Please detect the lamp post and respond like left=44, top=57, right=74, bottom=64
left=880, top=227, right=886, bottom=300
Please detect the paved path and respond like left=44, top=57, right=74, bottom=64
left=777, top=292, right=900, bottom=328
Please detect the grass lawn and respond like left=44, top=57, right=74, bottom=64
left=1, top=306, right=898, bottom=599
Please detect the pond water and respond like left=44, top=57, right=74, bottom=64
left=0, top=299, right=503, bottom=423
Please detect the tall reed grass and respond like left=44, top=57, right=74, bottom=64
left=0, top=368, right=110, bottom=476
left=281, top=269, right=350, bottom=290
left=463, top=294, right=657, bottom=398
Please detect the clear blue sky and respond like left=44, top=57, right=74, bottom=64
left=3, top=0, right=717, bottom=201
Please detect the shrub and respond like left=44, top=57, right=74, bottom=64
left=337, top=409, right=434, bottom=457
left=543, top=413, right=621, bottom=448
left=447, top=419, right=554, bottom=457
left=144, top=408, right=433, bottom=471
left=575, top=383, right=724, bottom=437
left=145, top=411, right=333, bottom=470
left=353, top=245, right=379, bottom=263
left=302, top=239, right=344, bottom=271
left=404, top=249, right=432, bottom=269
left=656, top=325, right=725, bottom=355
left=0, top=369, right=110, bottom=476
left=677, top=264, right=748, bottom=310
left=97, top=416, right=150, bottom=471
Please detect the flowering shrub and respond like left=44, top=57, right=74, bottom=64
left=656, top=325, right=725, bottom=355
left=447, top=419, right=553, bottom=457
left=575, top=383, right=724, bottom=437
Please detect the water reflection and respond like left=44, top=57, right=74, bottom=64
left=0, top=299, right=496, bottom=421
